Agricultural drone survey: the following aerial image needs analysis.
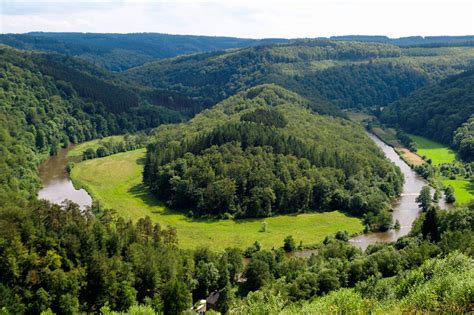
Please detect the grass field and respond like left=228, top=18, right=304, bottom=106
left=442, top=179, right=474, bottom=204
left=407, top=134, right=472, bottom=203
left=67, top=136, right=124, bottom=158
left=70, top=149, right=363, bottom=250
left=408, top=134, right=456, bottom=165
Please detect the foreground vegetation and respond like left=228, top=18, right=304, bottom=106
left=1, top=197, right=472, bottom=314
left=71, top=148, right=363, bottom=250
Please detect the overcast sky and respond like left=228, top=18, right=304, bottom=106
left=1, top=0, right=473, bottom=38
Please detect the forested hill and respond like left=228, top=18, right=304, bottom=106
left=123, top=40, right=474, bottom=112
left=329, top=35, right=474, bottom=46
left=0, top=32, right=288, bottom=71
left=144, top=84, right=403, bottom=230
left=381, top=69, right=474, bottom=160
left=0, top=46, right=183, bottom=203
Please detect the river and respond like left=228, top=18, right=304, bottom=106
left=348, top=132, right=448, bottom=250
left=38, top=132, right=443, bottom=250
left=38, top=146, right=92, bottom=210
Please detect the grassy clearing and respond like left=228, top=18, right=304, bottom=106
left=345, top=111, right=375, bottom=123
left=408, top=134, right=456, bottom=165
left=442, top=179, right=474, bottom=204
left=407, top=134, right=472, bottom=203
left=71, top=149, right=363, bottom=250
left=370, top=127, right=400, bottom=147
left=67, top=136, right=124, bottom=158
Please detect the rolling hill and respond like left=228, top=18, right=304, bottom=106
left=381, top=69, right=474, bottom=151
left=144, top=84, right=403, bottom=229
left=0, top=32, right=288, bottom=71
left=123, top=40, right=474, bottom=112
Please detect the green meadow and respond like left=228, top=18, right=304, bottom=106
left=408, top=134, right=473, bottom=203
left=442, top=179, right=474, bottom=204
left=408, top=134, right=457, bottom=165
left=70, top=149, right=363, bottom=250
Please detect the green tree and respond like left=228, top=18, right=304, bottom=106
left=162, top=278, right=191, bottom=315
left=416, top=186, right=432, bottom=211
left=244, top=260, right=271, bottom=292
left=422, top=207, right=440, bottom=241
left=283, top=235, right=296, bottom=252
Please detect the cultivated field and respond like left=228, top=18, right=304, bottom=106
left=71, top=149, right=363, bottom=250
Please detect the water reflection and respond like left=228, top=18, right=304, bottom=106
left=38, top=147, right=92, bottom=209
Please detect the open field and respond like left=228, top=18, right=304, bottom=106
left=70, top=149, right=363, bottom=250
left=67, top=135, right=125, bottom=158
left=395, top=148, right=424, bottom=166
left=407, top=134, right=472, bottom=203
left=408, top=134, right=457, bottom=165
left=442, top=179, right=474, bottom=204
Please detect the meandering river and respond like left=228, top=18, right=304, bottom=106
left=349, top=133, right=448, bottom=250
left=38, top=132, right=445, bottom=250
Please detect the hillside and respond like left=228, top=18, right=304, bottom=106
left=123, top=40, right=474, bottom=112
left=0, top=46, right=182, bottom=203
left=381, top=69, right=474, bottom=154
left=0, top=32, right=288, bottom=71
left=144, top=84, right=403, bottom=229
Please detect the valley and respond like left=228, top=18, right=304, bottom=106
left=1, top=31, right=473, bottom=314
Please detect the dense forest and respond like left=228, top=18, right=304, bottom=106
left=0, top=46, right=183, bottom=203
left=0, top=33, right=288, bottom=71
left=1, top=196, right=472, bottom=313
left=123, top=40, right=474, bottom=112
left=144, top=85, right=403, bottom=229
left=381, top=69, right=474, bottom=156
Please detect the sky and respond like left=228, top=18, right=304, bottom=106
left=1, top=0, right=473, bottom=38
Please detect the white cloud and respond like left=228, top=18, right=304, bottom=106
left=1, top=0, right=473, bottom=37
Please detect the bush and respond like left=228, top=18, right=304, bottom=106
left=283, top=235, right=296, bottom=252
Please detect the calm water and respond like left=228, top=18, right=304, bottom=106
left=349, top=132, right=448, bottom=250
left=38, top=146, right=92, bottom=209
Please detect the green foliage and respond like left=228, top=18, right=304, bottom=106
left=445, top=185, right=456, bottom=203
left=0, top=33, right=287, bottom=71
left=0, top=46, right=181, bottom=203
left=382, top=69, right=474, bottom=147
left=283, top=236, right=296, bottom=252
left=453, top=116, right=474, bottom=162
left=144, top=85, right=403, bottom=227
left=240, top=108, right=287, bottom=128
left=416, top=186, right=432, bottom=211
left=81, top=133, right=148, bottom=161
left=124, top=40, right=474, bottom=114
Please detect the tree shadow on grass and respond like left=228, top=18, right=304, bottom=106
left=136, top=157, right=146, bottom=165
left=126, top=183, right=220, bottom=223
